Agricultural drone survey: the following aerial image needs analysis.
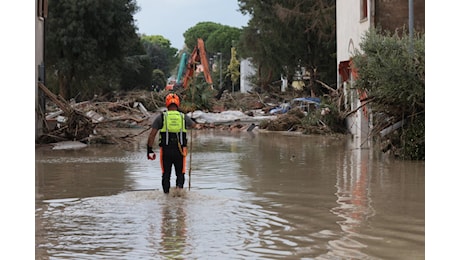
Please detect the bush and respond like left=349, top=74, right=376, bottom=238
left=352, top=28, right=424, bottom=160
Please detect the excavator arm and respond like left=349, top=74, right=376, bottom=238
left=182, top=38, right=213, bottom=88
left=176, top=52, right=188, bottom=85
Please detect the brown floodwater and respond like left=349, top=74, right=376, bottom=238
left=35, top=130, right=424, bottom=259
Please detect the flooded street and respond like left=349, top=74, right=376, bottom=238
left=35, top=130, right=424, bottom=259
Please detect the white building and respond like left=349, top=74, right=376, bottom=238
left=336, top=0, right=373, bottom=148
left=240, top=58, right=256, bottom=93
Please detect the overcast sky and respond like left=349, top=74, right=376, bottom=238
left=133, top=0, right=250, bottom=49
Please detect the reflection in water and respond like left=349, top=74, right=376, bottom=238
left=328, top=139, right=378, bottom=259
left=158, top=197, right=187, bottom=258
left=36, top=130, right=424, bottom=259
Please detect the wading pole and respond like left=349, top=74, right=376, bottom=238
left=188, top=125, right=192, bottom=191
left=188, top=74, right=196, bottom=191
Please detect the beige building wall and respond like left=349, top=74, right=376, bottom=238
left=35, top=1, right=46, bottom=139
left=336, top=0, right=372, bottom=64
left=336, top=0, right=373, bottom=147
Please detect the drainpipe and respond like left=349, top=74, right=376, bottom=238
left=370, top=0, right=375, bottom=28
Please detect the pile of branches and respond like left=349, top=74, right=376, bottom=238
left=37, top=83, right=96, bottom=143
left=36, top=83, right=154, bottom=144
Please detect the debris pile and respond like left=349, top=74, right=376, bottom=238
left=37, top=84, right=345, bottom=146
left=37, top=83, right=155, bottom=145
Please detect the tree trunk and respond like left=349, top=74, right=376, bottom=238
left=58, top=72, right=69, bottom=100
left=307, top=67, right=316, bottom=97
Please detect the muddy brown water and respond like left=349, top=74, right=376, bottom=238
left=35, top=130, right=424, bottom=259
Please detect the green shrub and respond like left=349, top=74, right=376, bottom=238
left=352, top=28, right=424, bottom=160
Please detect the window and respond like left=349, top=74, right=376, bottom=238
left=361, top=0, right=368, bottom=20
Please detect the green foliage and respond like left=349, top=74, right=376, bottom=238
left=119, top=33, right=153, bottom=91
left=45, top=0, right=143, bottom=100
left=227, top=47, right=240, bottom=86
left=141, top=35, right=177, bottom=53
left=206, top=26, right=242, bottom=60
left=238, top=0, right=336, bottom=90
left=183, top=22, right=222, bottom=50
left=151, top=69, right=167, bottom=89
left=140, top=35, right=179, bottom=77
left=352, top=28, right=425, bottom=160
left=180, top=81, right=216, bottom=112
left=400, top=116, right=425, bottom=160
left=141, top=40, right=170, bottom=76
left=119, top=54, right=153, bottom=91
left=352, top=28, right=425, bottom=116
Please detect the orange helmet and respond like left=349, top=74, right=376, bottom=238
left=165, top=93, right=180, bottom=108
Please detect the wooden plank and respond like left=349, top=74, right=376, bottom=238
left=38, top=82, right=71, bottom=114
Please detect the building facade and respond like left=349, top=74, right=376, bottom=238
left=336, top=0, right=424, bottom=147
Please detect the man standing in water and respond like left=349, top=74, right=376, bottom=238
left=147, top=93, right=197, bottom=194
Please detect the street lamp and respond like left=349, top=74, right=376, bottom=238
left=216, top=52, right=222, bottom=89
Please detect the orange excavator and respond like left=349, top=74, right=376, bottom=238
left=167, top=38, right=213, bottom=90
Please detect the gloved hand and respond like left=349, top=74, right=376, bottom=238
left=147, top=146, right=156, bottom=160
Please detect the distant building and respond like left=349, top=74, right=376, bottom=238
left=336, top=0, right=424, bottom=146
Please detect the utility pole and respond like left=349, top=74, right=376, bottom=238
left=408, top=0, right=414, bottom=54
